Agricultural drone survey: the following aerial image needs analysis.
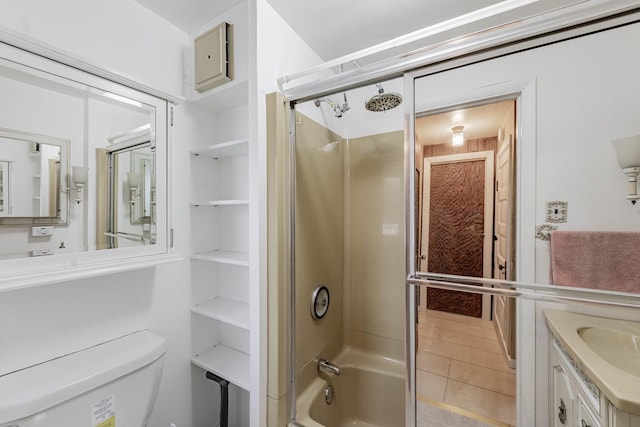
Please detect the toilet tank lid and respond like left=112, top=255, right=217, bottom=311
left=0, top=329, right=166, bottom=424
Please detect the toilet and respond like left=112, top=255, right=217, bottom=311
left=0, top=330, right=166, bottom=427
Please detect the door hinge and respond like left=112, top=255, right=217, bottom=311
left=496, top=180, right=499, bottom=192
left=170, top=228, right=174, bottom=248
left=170, top=106, right=174, bottom=127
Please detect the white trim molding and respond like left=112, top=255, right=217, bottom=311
left=0, top=25, right=184, bottom=104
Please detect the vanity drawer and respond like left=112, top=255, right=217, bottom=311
left=552, top=358, right=575, bottom=426
left=578, top=395, right=603, bottom=427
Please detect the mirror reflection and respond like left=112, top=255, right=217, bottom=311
left=413, top=20, right=640, bottom=426
left=0, top=130, right=69, bottom=221
left=0, top=46, right=158, bottom=260
left=415, top=100, right=518, bottom=425
left=97, top=132, right=155, bottom=249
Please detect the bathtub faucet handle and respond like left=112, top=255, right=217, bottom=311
left=318, top=359, right=341, bottom=375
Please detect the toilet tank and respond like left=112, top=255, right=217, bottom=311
left=0, top=330, right=166, bottom=427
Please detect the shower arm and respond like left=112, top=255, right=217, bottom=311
left=314, top=93, right=350, bottom=118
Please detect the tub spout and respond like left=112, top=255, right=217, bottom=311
left=318, top=359, right=341, bottom=375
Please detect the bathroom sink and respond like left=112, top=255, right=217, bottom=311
left=578, top=327, right=640, bottom=377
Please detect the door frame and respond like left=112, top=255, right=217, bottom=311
left=420, top=150, right=495, bottom=320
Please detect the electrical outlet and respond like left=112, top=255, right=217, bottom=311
left=32, top=226, right=54, bottom=236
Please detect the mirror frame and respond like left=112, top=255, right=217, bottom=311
left=0, top=127, right=70, bottom=225
left=0, top=34, right=182, bottom=291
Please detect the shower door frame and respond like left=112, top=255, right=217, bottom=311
left=405, top=66, right=537, bottom=427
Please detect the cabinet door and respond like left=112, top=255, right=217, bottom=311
left=578, top=395, right=602, bottom=427
left=552, top=361, right=575, bottom=427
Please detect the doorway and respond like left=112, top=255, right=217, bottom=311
left=415, top=98, right=517, bottom=425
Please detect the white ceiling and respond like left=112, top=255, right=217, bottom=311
left=133, top=0, right=504, bottom=61
left=130, top=0, right=542, bottom=143
left=134, top=0, right=240, bottom=36
left=263, top=0, right=503, bottom=61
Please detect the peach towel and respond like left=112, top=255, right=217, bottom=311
left=550, top=231, right=640, bottom=293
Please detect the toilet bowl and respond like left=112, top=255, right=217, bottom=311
left=0, top=329, right=166, bottom=427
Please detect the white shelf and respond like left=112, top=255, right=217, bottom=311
left=191, top=250, right=249, bottom=266
left=191, top=344, right=249, bottom=390
left=190, top=138, right=248, bottom=159
left=192, top=297, right=249, bottom=330
left=190, top=199, right=249, bottom=207
left=190, top=79, right=248, bottom=113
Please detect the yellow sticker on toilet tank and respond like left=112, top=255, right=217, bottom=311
left=92, top=395, right=115, bottom=426
left=97, top=416, right=115, bottom=427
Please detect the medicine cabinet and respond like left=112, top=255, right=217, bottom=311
left=0, top=37, right=180, bottom=291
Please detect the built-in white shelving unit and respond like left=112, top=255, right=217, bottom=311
left=190, top=137, right=250, bottom=390
left=189, top=79, right=249, bottom=113
left=190, top=199, right=249, bottom=207
left=190, top=138, right=249, bottom=158
left=191, top=344, right=250, bottom=390
left=192, top=297, right=250, bottom=329
left=187, top=2, right=254, bottom=424
left=191, top=249, right=249, bottom=266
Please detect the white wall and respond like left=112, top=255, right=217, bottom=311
left=256, top=0, right=324, bottom=95
left=0, top=2, right=195, bottom=426
left=0, top=0, right=187, bottom=97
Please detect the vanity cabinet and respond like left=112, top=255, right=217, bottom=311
left=550, top=338, right=640, bottom=427
left=550, top=338, right=602, bottom=427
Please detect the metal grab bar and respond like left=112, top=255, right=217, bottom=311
left=408, top=273, right=640, bottom=310
left=103, top=231, right=149, bottom=242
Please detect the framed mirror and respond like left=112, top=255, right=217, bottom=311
left=0, top=128, right=69, bottom=224
left=0, top=38, right=173, bottom=289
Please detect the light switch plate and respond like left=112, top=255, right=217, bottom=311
left=546, top=201, right=568, bottom=223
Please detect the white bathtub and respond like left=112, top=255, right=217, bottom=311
left=296, top=348, right=406, bottom=427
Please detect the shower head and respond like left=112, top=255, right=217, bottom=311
left=365, top=84, right=403, bottom=112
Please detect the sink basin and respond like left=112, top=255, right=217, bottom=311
left=578, top=327, right=640, bottom=377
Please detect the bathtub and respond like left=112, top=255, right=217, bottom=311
left=296, top=347, right=406, bottom=427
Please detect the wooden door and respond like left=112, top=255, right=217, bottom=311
left=421, top=151, right=494, bottom=318
left=493, top=136, right=516, bottom=365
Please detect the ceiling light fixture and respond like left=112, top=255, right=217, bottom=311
left=452, top=125, right=464, bottom=147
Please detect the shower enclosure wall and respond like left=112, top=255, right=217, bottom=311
left=265, top=81, right=406, bottom=426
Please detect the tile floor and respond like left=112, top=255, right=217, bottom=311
left=416, top=309, right=516, bottom=426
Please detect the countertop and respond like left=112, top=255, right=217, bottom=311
left=544, top=309, right=640, bottom=415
